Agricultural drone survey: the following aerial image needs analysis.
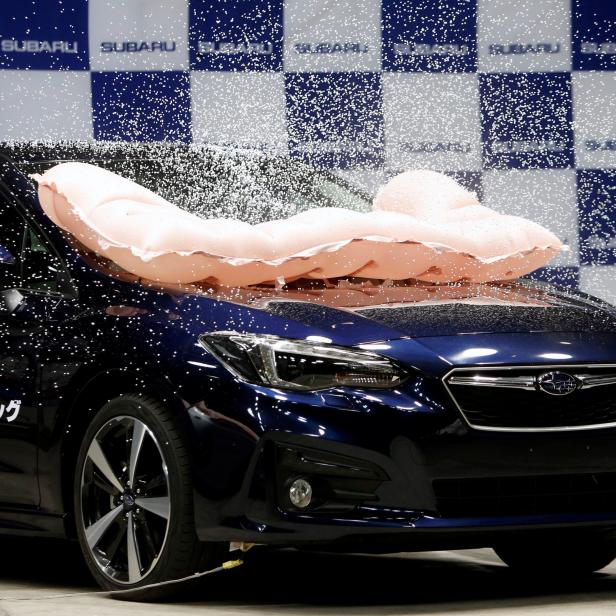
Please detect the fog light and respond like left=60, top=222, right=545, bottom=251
left=289, top=478, right=312, bottom=509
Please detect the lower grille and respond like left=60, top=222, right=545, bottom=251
left=444, top=365, right=616, bottom=431
left=433, top=472, right=616, bottom=518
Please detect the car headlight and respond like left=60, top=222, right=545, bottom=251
left=199, top=332, right=407, bottom=391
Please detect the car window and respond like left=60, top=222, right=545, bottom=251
left=20, top=224, right=64, bottom=293
left=0, top=196, right=24, bottom=291
left=25, top=150, right=372, bottom=226
left=0, top=194, right=69, bottom=294
left=126, top=156, right=372, bottom=224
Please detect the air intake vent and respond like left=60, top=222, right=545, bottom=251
left=433, top=472, right=616, bottom=517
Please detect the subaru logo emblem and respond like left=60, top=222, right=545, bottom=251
left=536, top=371, right=578, bottom=396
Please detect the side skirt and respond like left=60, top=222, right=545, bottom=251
left=0, top=506, right=67, bottom=538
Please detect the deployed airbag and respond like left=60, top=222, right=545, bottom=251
left=33, top=163, right=563, bottom=286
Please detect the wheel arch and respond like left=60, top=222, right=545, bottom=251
left=58, top=364, right=189, bottom=538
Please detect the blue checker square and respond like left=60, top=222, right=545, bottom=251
left=526, top=266, right=580, bottom=289
left=91, top=71, right=191, bottom=143
left=189, top=0, right=283, bottom=71
left=0, top=0, right=88, bottom=70
left=573, top=0, right=616, bottom=71
left=577, top=169, right=616, bottom=266
left=285, top=72, right=384, bottom=169
left=382, top=0, right=477, bottom=73
left=479, top=73, right=574, bottom=170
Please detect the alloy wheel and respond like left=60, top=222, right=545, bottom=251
left=80, top=415, right=171, bottom=585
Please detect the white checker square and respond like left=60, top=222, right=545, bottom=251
left=89, top=0, right=189, bottom=71
left=573, top=72, right=616, bottom=169
left=383, top=73, right=482, bottom=172
left=482, top=169, right=579, bottom=266
left=580, top=265, right=616, bottom=305
left=0, top=71, right=92, bottom=141
left=477, top=0, right=571, bottom=72
left=191, top=73, right=287, bottom=152
left=283, top=0, right=381, bottom=72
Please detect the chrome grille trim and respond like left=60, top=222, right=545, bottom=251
left=442, top=364, right=616, bottom=433
left=578, top=374, right=616, bottom=388
left=447, top=375, right=536, bottom=389
left=447, top=371, right=616, bottom=391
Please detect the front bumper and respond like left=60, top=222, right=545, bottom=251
left=192, top=427, right=616, bottom=550
left=186, top=333, right=616, bottom=551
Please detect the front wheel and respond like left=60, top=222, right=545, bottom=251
left=74, top=394, right=225, bottom=601
left=494, top=534, right=616, bottom=576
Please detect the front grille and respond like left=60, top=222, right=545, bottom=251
left=433, top=473, right=616, bottom=518
left=444, top=365, right=616, bottom=431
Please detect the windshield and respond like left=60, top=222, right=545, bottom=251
left=20, top=146, right=371, bottom=225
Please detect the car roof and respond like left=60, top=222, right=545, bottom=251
left=0, top=139, right=271, bottom=166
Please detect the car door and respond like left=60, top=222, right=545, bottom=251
left=0, top=195, right=72, bottom=506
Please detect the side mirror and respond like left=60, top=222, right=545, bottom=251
left=0, top=245, right=15, bottom=265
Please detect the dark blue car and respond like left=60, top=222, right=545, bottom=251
left=1, top=142, right=616, bottom=600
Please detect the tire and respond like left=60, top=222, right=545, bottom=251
left=74, top=393, right=226, bottom=601
left=494, top=533, right=616, bottom=576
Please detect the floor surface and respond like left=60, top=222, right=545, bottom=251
left=1, top=537, right=616, bottom=615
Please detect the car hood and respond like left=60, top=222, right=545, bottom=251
left=146, top=279, right=616, bottom=378
left=253, top=280, right=616, bottom=338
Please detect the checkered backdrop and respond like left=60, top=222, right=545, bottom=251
left=1, top=0, right=616, bottom=300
